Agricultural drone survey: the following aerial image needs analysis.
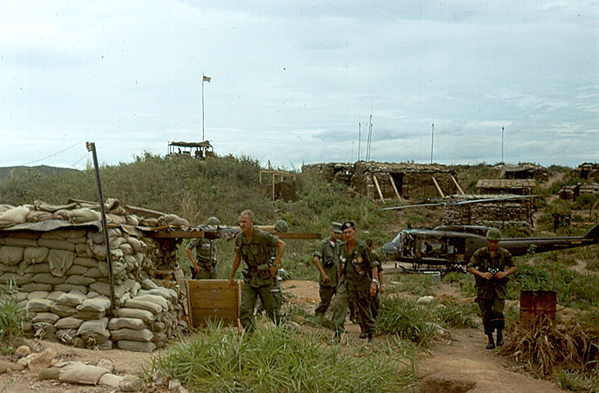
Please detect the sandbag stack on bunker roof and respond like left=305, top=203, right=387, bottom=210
left=0, top=200, right=192, bottom=352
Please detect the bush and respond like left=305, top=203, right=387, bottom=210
left=0, top=283, right=27, bottom=354
left=143, top=324, right=417, bottom=393
left=375, top=296, right=438, bottom=344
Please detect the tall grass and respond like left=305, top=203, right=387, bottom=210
left=0, top=283, right=27, bottom=355
left=144, top=324, right=417, bottom=393
left=375, top=296, right=479, bottom=344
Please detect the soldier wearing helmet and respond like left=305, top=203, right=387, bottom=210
left=186, top=216, right=220, bottom=279
left=467, top=228, right=517, bottom=349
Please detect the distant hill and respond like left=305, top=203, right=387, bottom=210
left=0, top=165, right=80, bottom=184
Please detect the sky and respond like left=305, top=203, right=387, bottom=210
left=0, top=0, right=597, bottom=170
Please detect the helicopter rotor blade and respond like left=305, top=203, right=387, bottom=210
left=381, top=202, right=446, bottom=211
left=382, top=194, right=535, bottom=211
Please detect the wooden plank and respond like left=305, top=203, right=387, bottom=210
left=187, top=280, right=241, bottom=329
left=185, top=280, right=193, bottom=326
left=147, top=230, right=206, bottom=239
left=451, top=175, right=465, bottom=195
left=174, top=268, right=188, bottom=315
left=388, top=174, right=403, bottom=203
left=431, top=176, right=445, bottom=198
left=277, top=233, right=320, bottom=240
left=372, top=174, right=385, bottom=202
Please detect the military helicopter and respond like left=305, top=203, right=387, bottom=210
left=381, top=222, right=599, bottom=272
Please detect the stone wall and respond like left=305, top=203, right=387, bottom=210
left=443, top=195, right=534, bottom=232
left=302, top=161, right=459, bottom=200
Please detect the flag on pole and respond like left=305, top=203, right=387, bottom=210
left=203, top=75, right=211, bottom=83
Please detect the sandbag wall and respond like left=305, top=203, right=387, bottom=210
left=443, top=198, right=533, bottom=232
left=0, top=227, right=185, bottom=352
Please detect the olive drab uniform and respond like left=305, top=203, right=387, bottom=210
left=186, top=238, right=218, bottom=279
left=370, top=249, right=383, bottom=319
left=468, top=246, right=515, bottom=335
left=336, top=240, right=379, bottom=336
left=256, top=245, right=284, bottom=319
left=235, top=228, right=280, bottom=331
left=313, top=237, right=339, bottom=316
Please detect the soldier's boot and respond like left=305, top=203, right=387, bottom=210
left=496, top=330, right=504, bottom=346
left=367, top=333, right=373, bottom=343
left=359, top=331, right=368, bottom=339
left=486, top=333, right=495, bottom=349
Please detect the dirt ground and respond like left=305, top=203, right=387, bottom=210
left=0, top=279, right=569, bottom=393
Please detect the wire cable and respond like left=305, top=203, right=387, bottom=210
left=70, top=153, right=89, bottom=168
left=21, top=141, right=85, bottom=166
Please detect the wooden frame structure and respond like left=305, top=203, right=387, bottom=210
left=259, top=170, right=297, bottom=202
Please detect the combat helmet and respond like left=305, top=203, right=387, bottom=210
left=486, top=228, right=502, bottom=241
left=204, top=216, right=220, bottom=226
left=274, top=219, right=289, bottom=233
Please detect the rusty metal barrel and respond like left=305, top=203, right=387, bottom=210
left=520, top=290, right=557, bottom=328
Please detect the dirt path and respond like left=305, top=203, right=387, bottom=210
left=418, top=328, right=567, bottom=393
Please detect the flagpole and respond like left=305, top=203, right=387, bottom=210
left=202, top=74, right=205, bottom=143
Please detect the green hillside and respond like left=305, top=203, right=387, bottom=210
left=0, top=165, right=79, bottom=184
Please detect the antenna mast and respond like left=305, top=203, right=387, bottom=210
left=501, top=126, right=505, bottom=163
left=366, top=114, right=373, bottom=161
left=358, top=122, right=362, bottom=161
left=430, top=123, right=434, bottom=163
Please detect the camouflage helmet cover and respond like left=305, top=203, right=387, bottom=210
left=274, top=219, right=289, bottom=233
left=204, top=216, right=220, bottom=226
left=486, top=228, right=502, bottom=241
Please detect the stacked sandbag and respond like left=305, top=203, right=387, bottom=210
left=0, top=200, right=193, bottom=352
left=23, top=282, right=183, bottom=352
left=111, top=279, right=182, bottom=352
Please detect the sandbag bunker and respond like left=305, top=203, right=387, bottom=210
left=0, top=200, right=193, bottom=352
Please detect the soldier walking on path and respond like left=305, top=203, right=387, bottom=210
left=467, top=228, right=517, bottom=349
left=229, top=210, right=286, bottom=332
left=330, top=221, right=379, bottom=343
left=186, top=216, right=220, bottom=279
left=312, top=222, right=342, bottom=320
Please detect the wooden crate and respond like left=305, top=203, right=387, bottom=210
left=186, top=279, right=241, bottom=331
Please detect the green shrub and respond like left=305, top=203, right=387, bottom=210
left=509, top=262, right=598, bottom=308
left=435, top=301, right=479, bottom=329
left=375, top=296, right=438, bottom=344
left=0, top=284, right=27, bottom=354
left=390, top=274, right=438, bottom=297
left=144, top=324, right=417, bottom=393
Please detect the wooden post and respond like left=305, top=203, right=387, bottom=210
left=451, top=175, right=465, bottom=195
left=431, top=176, right=445, bottom=198
left=372, top=174, right=385, bottom=202
left=388, top=174, right=403, bottom=203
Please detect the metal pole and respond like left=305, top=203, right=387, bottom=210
left=358, top=122, right=361, bottom=161
left=202, top=76, right=205, bottom=143
left=431, top=123, right=434, bottom=164
left=502, top=126, right=504, bottom=163
left=86, top=142, right=116, bottom=314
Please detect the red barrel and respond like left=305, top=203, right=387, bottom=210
left=520, top=290, right=557, bottom=328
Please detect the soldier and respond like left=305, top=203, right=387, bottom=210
left=257, top=219, right=288, bottom=318
left=312, top=222, right=342, bottom=319
left=365, top=239, right=384, bottom=322
left=229, top=210, right=286, bottom=332
left=185, top=216, right=220, bottom=279
left=467, top=228, right=517, bottom=349
left=330, top=221, right=379, bottom=343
